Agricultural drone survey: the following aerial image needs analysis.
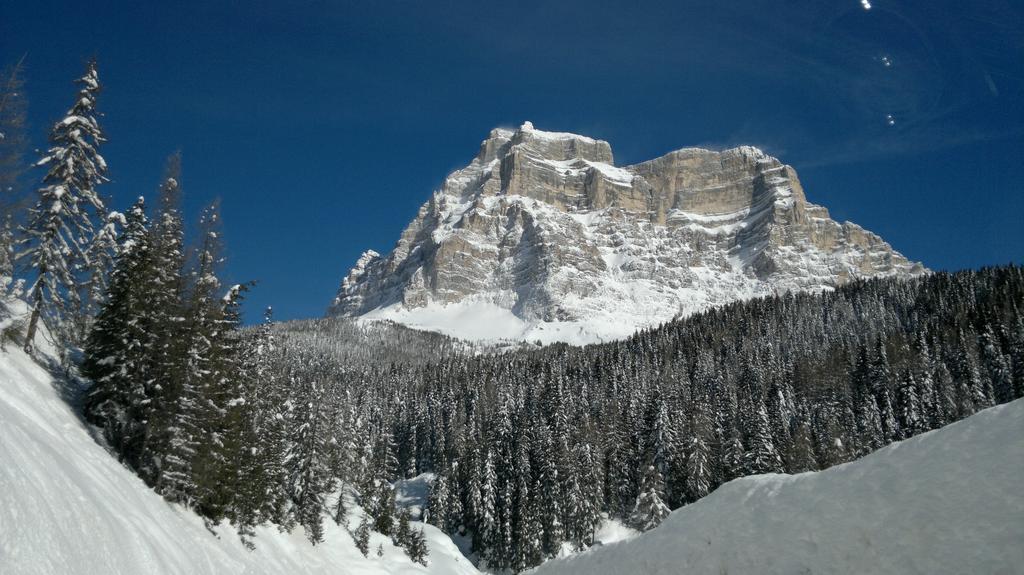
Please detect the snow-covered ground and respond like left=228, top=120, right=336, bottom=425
left=360, top=298, right=641, bottom=346
left=3, top=289, right=1021, bottom=574
left=534, top=399, right=1024, bottom=575
left=0, top=299, right=480, bottom=575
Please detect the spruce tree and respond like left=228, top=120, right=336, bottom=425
left=354, top=517, right=371, bottom=557
left=79, top=209, right=123, bottom=337
left=629, top=464, right=670, bottom=531
left=407, top=526, right=429, bottom=566
left=82, top=197, right=151, bottom=459
left=394, top=506, right=412, bottom=549
left=20, top=59, right=108, bottom=350
left=743, top=402, right=783, bottom=475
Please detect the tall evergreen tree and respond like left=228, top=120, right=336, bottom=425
left=629, top=464, right=670, bottom=531
left=82, top=197, right=150, bottom=457
left=20, top=59, right=108, bottom=350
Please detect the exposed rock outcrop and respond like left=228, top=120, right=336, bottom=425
left=328, top=122, right=925, bottom=343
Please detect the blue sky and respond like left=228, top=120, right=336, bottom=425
left=2, top=0, right=1022, bottom=322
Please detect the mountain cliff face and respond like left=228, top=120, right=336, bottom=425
left=328, top=122, right=925, bottom=344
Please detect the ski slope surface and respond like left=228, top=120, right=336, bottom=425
left=0, top=301, right=480, bottom=575
left=534, top=398, right=1024, bottom=575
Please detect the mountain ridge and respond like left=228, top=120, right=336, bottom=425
left=329, top=122, right=925, bottom=344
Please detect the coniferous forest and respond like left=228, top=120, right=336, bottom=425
left=2, top=59, right=1023, bottom=573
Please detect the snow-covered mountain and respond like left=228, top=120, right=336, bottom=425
left=328, top=122, right=925, bottom=344
left=534, top=398, right=1024, bottom=575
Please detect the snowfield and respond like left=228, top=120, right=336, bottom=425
left=534, top=398, right=1024, bottom=575
left=0, top=301, right=480, bottom=575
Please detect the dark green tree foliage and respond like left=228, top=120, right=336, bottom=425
left=82, top=197, right=151, bottom=458
left=82, top=159, right=275, bottom=541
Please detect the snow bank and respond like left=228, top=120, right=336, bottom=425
left=0, top=300, right=479, bottom=575
left=360, top=298, right=646, bottom=346
left=535, top=399, right=1024, bottom=575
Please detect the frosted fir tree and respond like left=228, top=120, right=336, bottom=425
left=20, top=59, right=108, bottom=351
left=743, top=402, right=783, bottom=475
left=78, top=209, right=123, bottom=338
left=721, top=428, right=745, bottom=481
left=283, top=377, right=335, bottom=544
left=475, top=448, right=499, bottom=555
left=426, top=471, right=451, bottom=532
left=629, top=465, right=671, bottom=532
left=135, top=159, right=190, bottom=490
left=394, top=506, right=412, bottom=549
left=896, top=370, right=924, bottom=439
left=407, top=526, right=429, bottom=566
left=82, top=197, right=151, bottom=456
left=354, top=517, right=371, bottom=557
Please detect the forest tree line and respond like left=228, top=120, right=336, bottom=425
left=262, top=265, right=1023, bottom=571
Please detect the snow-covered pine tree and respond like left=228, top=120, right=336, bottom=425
left=394, top=506, right=412, bottom=549
left=182, top=202, right=254, bottom=523
left=743, top=401, right=783, bottom=475
left=373, top=478, right=397, bottom=536
left=721, top=427, right=745, bottom=481
left=144, top=159, right=196, bottom=500
left=211, top=281, right=265, bottom=538
left=426, top=470, right=451, bottom=533
left=629, top=464, right=670, bottom=532
left=283, top=372, right=336, bottom=544
left=20, top=59, right=108, bottom=351
left=896, top=369, right=924, bottom=439
left=245, top=306, right=290, bottom=526
left=407, top=526, right=429, bottom=566
left=354, top=516, right=371, bottom=557
left=78, top=208, right=123, bottom=338
left=82, top=197, right=151, bottom=459
left=685, top=360, right=715, bottom=502
left=852, top=343, right=884, bottom=454
left=979, top=325, right=1014, bottom=404
left=785, top=401, right=818, bottom=472
left=536, top=427, right=564, bottom=557
left=870, top=339, right=900, bottom=442
left=511, top=430, right=542, bottom=572
left=474, top=447, right=498, bottom=556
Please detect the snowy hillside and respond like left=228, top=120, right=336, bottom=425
left=534, top=399, right=1024, bottom=575
left=0, top=300, right=479, bottom=575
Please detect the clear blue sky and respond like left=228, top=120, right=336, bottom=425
left=2, top=0, right=1022, bottom=322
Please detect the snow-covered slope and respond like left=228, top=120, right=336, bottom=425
left=329, top=122, right=925, bottom=345
left=0, top=300, right=480, bottom=575
left=535, top=399, right=1024, bottom=575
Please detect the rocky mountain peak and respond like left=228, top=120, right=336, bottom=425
left=329, top=123, right=925, bottom=344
